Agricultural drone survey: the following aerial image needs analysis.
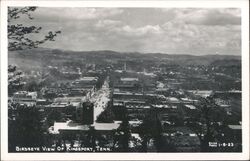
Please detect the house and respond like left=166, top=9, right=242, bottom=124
left=13, top=91, right=37, bottom=106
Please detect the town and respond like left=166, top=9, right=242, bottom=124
left=8, top=48, right=242, bottom=152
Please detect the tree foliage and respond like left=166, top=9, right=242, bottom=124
left=8, top=7, right=61, bottom=51
left=187, top=95, right=220, bottom=152
left=8, top=103, right=45, bottom=151
left=8, top=65, right=25, bottom=95
left=96, top=102, right=115, bottom=123
left=46, top=109, right=63, bottom=126
left=138, top=108, right=164, bottom=151
left=112, top=109, right=131, bottom=152
left=8, top=7, right=61, bottom=152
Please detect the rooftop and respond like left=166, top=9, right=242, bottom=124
left=185, top=104, right=196, bottom=110
left=228, top=125, right=242, bottom=130
left=188, top=90, right=213, bottom=98
left=80, top=77, right=98, bottom=81
left=49, top=120, right=89, bottom=134
left=54, top=97, right=83, bottom=103
left=113, top=91, right=144, bottom=96
left=46, top=102, right=80, bottom=108
left=153, top=104, right=177, bottom=109
left=181, top=98, right=198, bottom=102
left=121, top=78, right=139, bottom=82
left=93, top=123, right=120, bottom=131
left=14, top=91, right=37, bottom=97
left=166, top=97, right=180, bottom=102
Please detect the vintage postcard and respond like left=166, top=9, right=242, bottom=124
left=1, top=0, right=249, bottom=160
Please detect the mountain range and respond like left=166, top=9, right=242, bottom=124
left=8, top=48, right=241, bottom=70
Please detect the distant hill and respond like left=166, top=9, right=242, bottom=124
left=8, top=48, right=241, bottom=69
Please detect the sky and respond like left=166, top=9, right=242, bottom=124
left=10, top=7, right=241, bottom=55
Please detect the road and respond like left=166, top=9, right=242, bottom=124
left=89, top=76, right=110, bottom=123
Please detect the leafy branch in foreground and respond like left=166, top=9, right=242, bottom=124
left=8, top=7, right=61, bottom=51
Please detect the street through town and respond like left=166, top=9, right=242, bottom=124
left=89, top=76, right=110, bottom=123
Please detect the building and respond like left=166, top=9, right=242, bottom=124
left=187, top=90, right=213, bottom=98
left=48, top=121, right=120, bottom=149
left=49, top=121, right=120, bottom=135
left=13, top=91, right=37, bottom=106
left=114, top=77, right=141, bottom=92
left=113, top=91, right=151, bottom=120
left=71, top=77, right=98, bottom=96
left=49, top=120, right=90, bottom=135
left=76, top=102, right=94, bottom=125
left=94, top=123, right=120, bottom=131
left=113, top=91, right=146, bottom=101
left=72, top=77, right=98, bottom=88
left=44, top=102, right=79, bottom=120
left=69, top=88, right=89, bottom=96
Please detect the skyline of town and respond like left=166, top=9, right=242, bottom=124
left=8, top=47, right=242, bottom=153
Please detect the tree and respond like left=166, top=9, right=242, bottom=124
left=24, top=79, right=40, bottom=92
left=8, top=65, right=25, bottom=95
left=88, top=126, right=96, bottom=149
left=8, top=103, right=45, bottom=151
left=138, top=108, right=163, bottom=152
left=8, top=7, right=61, bottom=51
left=96, top=102, right=115, bottom=123
left=119, top=115, right=131, bottom=151
left=153, top=118, right=164, bottom=151
left=8, top=7, right=61, bottom=151
left=8, top=7, right=61, bottom=93
left=187, top=95, right=219, bottom=152
left=46, top=109, right=63, bottom=126
left=113, top=114, right=131, bottom=152
left=200, top=96, right=221, bottom=151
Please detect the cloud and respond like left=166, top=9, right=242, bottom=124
left=95, top=19, right=122, bottom=29
left=34, top=8, right=124, bottom=21
left=169, top=8, right=241, bottom=26
left=113, top=25, right=163, bottom=37
left=9, top=7, right=241, bottom=55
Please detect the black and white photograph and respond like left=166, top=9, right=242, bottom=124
left=1, top=0, right=249, bottom=160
